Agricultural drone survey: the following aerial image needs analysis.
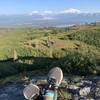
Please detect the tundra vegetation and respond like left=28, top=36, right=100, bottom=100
left=0, top=22, right=100, bottom=78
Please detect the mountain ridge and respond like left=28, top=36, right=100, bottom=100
left=0, top=12, right=100, bottom=27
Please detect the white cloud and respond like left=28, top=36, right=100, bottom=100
left=29, top=10, right=53, bottom=16
left=43, top=11, right=53, bottom=14
left=42, top=16, right=54, bottom=20
left=29, top=11, right=39, bottom=15
left=29, top=8, right=82, bottom=16
left=40, top=10, right=53, bottom=16
left=62, top=8, right=81, bottom=14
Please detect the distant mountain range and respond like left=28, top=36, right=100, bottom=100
left=0, top=12, right=100, bottom=27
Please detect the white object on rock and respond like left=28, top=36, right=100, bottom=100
left=68, top=85, right=79, bottom=90
left=79, top=87, right=91, bottom=96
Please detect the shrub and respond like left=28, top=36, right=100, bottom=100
left=51, top=50, right=99, bottom=75
left=67, top=29, right=100, bottom=47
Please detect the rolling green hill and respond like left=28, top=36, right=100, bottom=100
left=0, top=23, right=100, bottom=78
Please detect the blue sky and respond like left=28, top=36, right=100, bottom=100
left=0, top=0, right=100, bottom=14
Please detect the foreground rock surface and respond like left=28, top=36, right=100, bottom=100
left=0, top=76, right=100, bottom=100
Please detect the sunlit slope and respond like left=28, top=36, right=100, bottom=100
left=0, top=23, right=100, bottom=60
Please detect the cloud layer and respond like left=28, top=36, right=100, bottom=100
left=62, top=8, right=81, bottom=14
left=29, top=8, right=81, bottom=16
left=27, top=8, right=100, bottom=20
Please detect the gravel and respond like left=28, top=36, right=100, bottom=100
left=0, top=76, right=100, bottom=100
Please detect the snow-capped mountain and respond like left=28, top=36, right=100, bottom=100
left=0, top=9, right=100, bottom=27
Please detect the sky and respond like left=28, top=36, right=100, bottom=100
left=0, top=0, right=100, bottom=15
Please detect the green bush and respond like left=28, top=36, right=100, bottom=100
left=67, top=29, right=100, bottom=47
left=51, top=50, right=99, bottom=75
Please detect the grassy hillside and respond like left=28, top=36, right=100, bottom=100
left=0, top=23, right=100, bottom=78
